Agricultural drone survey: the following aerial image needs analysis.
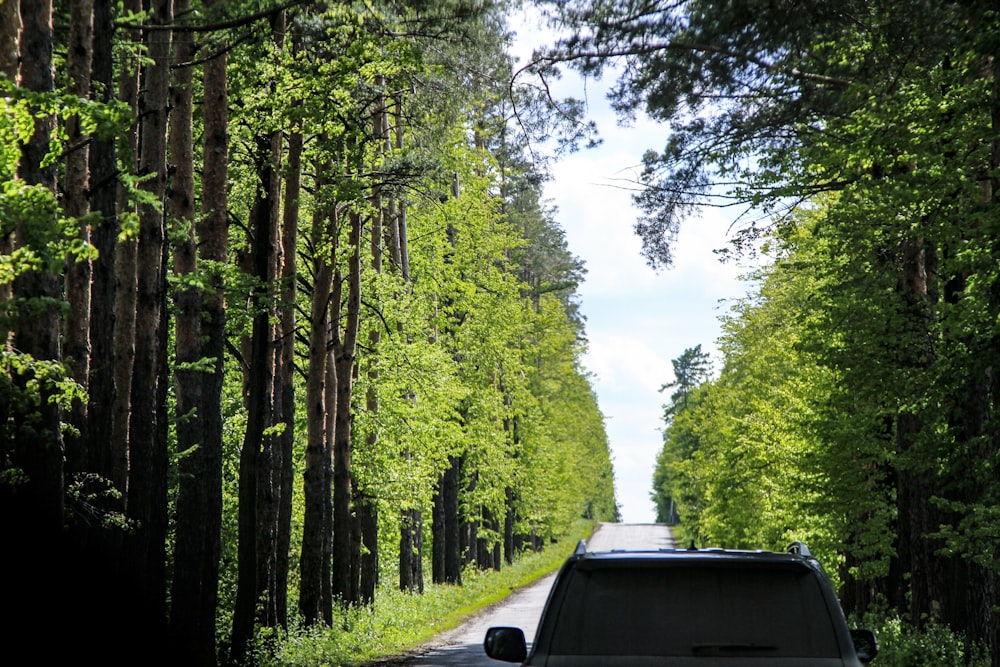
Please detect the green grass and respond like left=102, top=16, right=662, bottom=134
left=259, top=520, right=595, bottom=667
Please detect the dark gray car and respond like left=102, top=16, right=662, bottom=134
left=485, top=541, right=877, bottom=666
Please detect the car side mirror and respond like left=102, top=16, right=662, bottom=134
left=851, top=629, right=878, bottom=663
left=484, top=626, right=528, bottom=663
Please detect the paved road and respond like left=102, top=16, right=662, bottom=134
left=371, top=522, right=675, bottom=666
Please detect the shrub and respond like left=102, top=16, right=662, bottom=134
left=857, top=614, right=989, bottom=667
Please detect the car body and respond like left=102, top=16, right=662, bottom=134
left=485, top=540, right=877, bottom=666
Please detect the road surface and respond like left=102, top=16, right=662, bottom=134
left=371, top=522, right=675, bottom=666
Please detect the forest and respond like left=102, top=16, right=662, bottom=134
left=613, top=0, right=1000, bottom=663
left=7, top=0, right=1000, bottom=665
left=1, top=1, right=618, bottom=665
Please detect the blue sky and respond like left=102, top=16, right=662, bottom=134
left=510, top=9, right=756, bottom=523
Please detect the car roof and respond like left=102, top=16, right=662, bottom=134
left=568, top=539, right=820, bottom=567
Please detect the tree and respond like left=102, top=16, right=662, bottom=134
left=230, top=14, right=284, bottom=653
left=652, top=345, right=712, bottom=526
left=659, top=345, right=711, bottom=422
left=543, top=0, right=1000, bottom=653
left=168, top=1, right=229, bottom=662
left=2, top=3, right=624, bottom=663
left=63, top=0, right=94, bottom=472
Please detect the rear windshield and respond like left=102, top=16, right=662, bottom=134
left=548, top=561, right=840, bottom=658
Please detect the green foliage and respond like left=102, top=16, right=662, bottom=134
left=7, top=1, right=619, bottom=660
left=561, top=0, right=1000, bottom=653
left=858, top=614, right=990, bottom=667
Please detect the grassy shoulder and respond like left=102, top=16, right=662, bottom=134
left=259, top=519, right=596, bottom=667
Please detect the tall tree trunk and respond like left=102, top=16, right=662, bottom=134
left=395, top=95, right=410, bottom=282
left=275, top=126, right=301, bottom=630
left=112, top=0, right=143, bottom=495
left=504, top=486, right=515, bottom=565
left=358, top=492, right=379, bottom=604
left=70, top=3, right=130, bottom=662
left=63, top=0, right=94, bottom=474
left=300, top=166, right=335, bottom=625
left=894, top=237, right=940, bottom=627
left=3, top=4, right=64, bottom=636
left=167, top=0, right=219, bottom=661
left=390, top=93, right=423, bottom=593
left=400, top=506, right=424, bottom=593
left=358, top=88, right=389, bottom=604
left=946, top=55, right=1000, bottom=657
left=232, top=171, right=274, bottom=664
left=86, top=0, right=119, bottom=505
left=124, top=0, right=172, bottom=650
left=254, top=11, right=288, bottom=632
left=0, top=0, right=18, bottom=348
left=444, top=456, right=462, bottom=584
left=231, top=133, right=280, bottom=663
left=331, top=207, right=362, bottom=603
left=6, top=7, right=70, bottom=660
left=980, top=54, right=1000, bottom=661
left=322, top=339, right=337, bottom=619
left=168, top=8, right=228, bottom=661
left=9, top=0, right=62, bottom=541
left=432, top=478, right=445, bottom=584
left=490, top=512, right=502, bottom=571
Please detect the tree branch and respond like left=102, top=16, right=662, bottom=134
left=117, top=0, right=312, bottom=33
left=516, top=41, right=853, bottom=91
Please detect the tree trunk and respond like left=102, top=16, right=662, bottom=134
left=332, top=208, right=362, bottom=603
left=124, top=0, right=171, bottom=648
left=444, top=456, right=462, bottom=584
left=0, top=0, right=18, bottom=348
left=167, top=0, right=221, bottom=660
left=254, top=11, right=288, bottom=632
left=491, top=513, right=502, bottom=571
left=357, top=89, right=388, bottom=604
left=85, top=0, right=119, bottom=503
left=894, top=238, right=940, bottom=628
left=400, top=506, right=424, bottom=593
left=300, top=166, right=335, bottom=625
left=9, top=0, right=62, bottom=536
left=323, top=341, right=337, bottom=620
left=358, top=492, right=379, bottom=605
left=5, top=13, right=81, bottom=662
left=231, top=169, right=277, bottom=662
left=504, top=486, right=515, bottom=565
left=111, top=0, right=142, bottom=496
left=274, top=125, right=300, bottom=631
left=168, top=9, right=228, bottom=661
left=389, top=93, right=423, bottom=593
left=67, top=4, right=128, bottom=662
left=432, top=478, right=445, bottom=584
left=5, top=17, right=65, bottom=654
left=63, top=0, right=94, bottom=474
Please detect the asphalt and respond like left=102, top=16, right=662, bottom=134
left=371, top=522, right=676, bottom=666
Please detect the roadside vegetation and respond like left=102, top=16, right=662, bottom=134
left=3, top=3, right=617, bottom=666
left=582, top=0, right=1000, bottom=661
left=261, top=519, right=592, bottom=667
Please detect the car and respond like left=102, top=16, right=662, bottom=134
left=484, top=539, right=878, bottom=665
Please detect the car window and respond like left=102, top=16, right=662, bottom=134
left=548, top=561, right=841, bottom=658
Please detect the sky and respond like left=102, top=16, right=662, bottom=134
left=509, top=8, right=756, bottom=524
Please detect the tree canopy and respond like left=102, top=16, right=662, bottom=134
left=593, top=0, right=1000, bottom=657
left=0, top=2, right=618, bottom=665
